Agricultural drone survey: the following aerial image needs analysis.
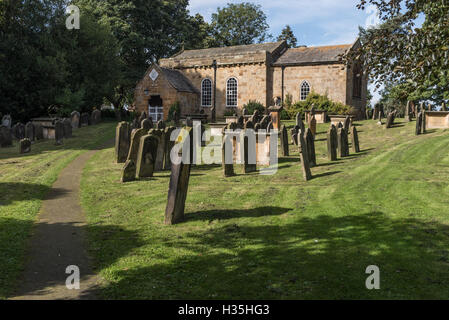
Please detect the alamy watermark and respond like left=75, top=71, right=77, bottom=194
left=66, top=5, right=80, bottom=30
left=66, top=265, right=80, bottom=290
left=365, top=265, right=380, bottom=290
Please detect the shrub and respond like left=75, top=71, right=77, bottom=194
left=224, top=108, right=237, bottom=117
left=243, top=100, right=265, bottom=115
left=285, top=92, right=351, bottom=119
left=167, top=101, right=181, bottom=122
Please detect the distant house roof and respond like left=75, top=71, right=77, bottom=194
left=272, top=44, right=352, bottom=66
left=171, top=41, right=285, bottom=59
left=160, top=67, right=198, bottom=93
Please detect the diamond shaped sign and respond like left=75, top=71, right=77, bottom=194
left=149, top=69, right=159, bottom=81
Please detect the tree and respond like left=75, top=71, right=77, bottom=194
left=210, top=2, right=271, bottom=47
left=345, top=1, right=449, bottom=104
left=277, top=25, right=297, bottom=48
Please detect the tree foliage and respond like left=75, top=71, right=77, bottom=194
left=277, top=25, right=298, bottom=48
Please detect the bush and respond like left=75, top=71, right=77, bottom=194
left=101, top=108, right=116, bottom=119
left=285, top=92, right=351, bottom=119
left=224, top=108, right=237, bottom=117
left=167, top=101, right=181, bottom=122
left=243, top=100, right=265, bottom=115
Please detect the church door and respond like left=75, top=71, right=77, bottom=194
left=148, top=95, right=163, bottom=122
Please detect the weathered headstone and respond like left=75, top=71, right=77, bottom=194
left=405, top=101, right=412, bottom=122
left=373, top=104, right=379, bottom=120
left=63, top=118, right=72, bottom=138
left=242, top=108, right=249, bottom=116
left=151, top=129, right=165, bottom=171
left=385, top=112, right=394, bottom=128
left=141, top=118, right=153, bottom=131
left=343, top=116, right=351, bottom=132
left=91, top=109, right=101, bottom=125
left=13, top=123, right=25, bottom=140
left=242, top=121, right=256, bottom=173
left=422, top=111, right=426, bottom=133
left=25, top=122, right=35, bottom=142
left=71, top=111, right=80, bottom=129
left=136, top=134, right=159, bottom=178
left=185, top=117, right=193, bottom=128
left=1, top=115, right=12, bottom=128
left=54, top=120, right=64, bottom=145
left=138, top=111, right=147, bottom=125
left=34, top=123, right=44, bottom=140
left=237, top=116, right=244, bottom=129
left=156, top=120, right=166, bottom=130
left=121, top=160, right=136, bottom=183
left=115, top=122, right=131, bottom=163
left=303, top=128, right=316, bottom=167
left=291, top=125, right=300, bottom=146
left=442, top=102, right=447, bottom=112
left=0, top=125, right=13, bottom=147
left=308, top=115, right=317, bottom=137
left=280, top=124, right=289, bottom=157
left=19, top=138, right=31, bottom=154
left=337, top=128, right=349, bottom=157
left=80, top=113, right=90, bottom=127
left=351, top=126, right=360, bottom=153
left=415, top=112, right=423, bottom=135
left=126, top=128, right=146, bottom=163
left=222, top=132, right=234, bottom=177
left=327, top=124, right=338, bottom=161
left=164, top=127, right=176, bottom=170
left=164, top=128, right=193, bottom=225
left=298, top=131, right=312, bottom=181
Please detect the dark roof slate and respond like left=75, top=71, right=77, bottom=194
left=161, top=67, right=199, bottom=93
left=272, top=44, right=352, bottom=66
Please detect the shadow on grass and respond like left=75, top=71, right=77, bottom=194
left=0, top=182, right=58, bottom=206
left=90, top=211, right=449, bottom=299
left=311, top=171, right=341, bottom=179
left=185, top=206, right=292, bottom=222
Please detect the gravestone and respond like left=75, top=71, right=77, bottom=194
left=156, top=120, right=166, bottom=130
left=373, top=104, right=378, bottom=120
left=237, top=116, right=244, bottom=129
left=254, top=123, right=261, bottom=132
left=63, top=118, right=72, bottom=138
left=327, top=124, right=338, bottom=161
left=298, top=130, right=312, bottom=181
left=442, top=102, right=447, bottom=112
left=343, top=116, right=351, bottom=132
left=91, top=109, right=101, bottom=125
left=19, top=138, right=31, bottom=154
left=2, top=115, right=12, bottom=128
left=126, top=128, right=146, bottom=163
left=80, top=113, right=90, bottom=127
left=222, top=133, right=234, bottom=177
left=267, top=121, right=274, bottom=132
left=385, top=112, right=394, bottom=128
left=303, top=128, right=316, bottom=167
left=164, top=127, right=177, bottom=170
left=309, top=115, right=317, bottom=137
left=13, top=123, right=25, bottom=140
left=115, top=122, right=131, bottom=163
left=422, top=111, right=426, bottom=133
left=132, top=116, right=140, bottom=129
left=121, top=160, right=136, bottom=183
left=295, top=112, right=301, bottom=127
left=138, top=112, right=147, bottom=125
left=152, top=129, right=166, bottom=171
left=0, top=125, right=13, bottom=147
left=136, top=134, right=159, bottom=178
left=337, top=122, right=343, bottom=129
left=34, top=123, right=44, bottom=140
left=280, top=124, right=289, bottom=157
left=185, top=117, right=193, bottom=127
left=351, top=126, right=360, bottom=153
left=164, top=128, right=193, bottom=225
left=365, top=108, right=371, bottom=120
left=243, top=120, right=256, bottom=173
left=242, top=108, right=249, bottom=116
left=25, top=122, right=35, bottom=142
left=71, top=111, right=80, bottom=129
left=405, top=101, right=412, bottom=122
left=54, top=120, right=64, bottom=145
left=337, top=128, right=349, bottom=157
left=415, top=112, right=423, bottom=135
left=291, top=125, right=300, bottom=145
left=141, top=118, right=153, bottom=131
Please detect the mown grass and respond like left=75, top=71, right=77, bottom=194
left=0, top=122, right=116, bottom=299
left=79, top=119, right=447, bottom=299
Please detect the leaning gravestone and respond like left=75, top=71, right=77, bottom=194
left=136, top=133, right=159, bottom=179
left=71, top=111, right=80, bottom=129
left=63, top=118, right=72, bottom=138
left=54, top=120, right=64, bottom=145
left=0, top=125, right=13, bottom=147
left=280, top=124, right=289, bottom=157
left=164, top=128, right=193, bottom=225
left=121, top=160, right=136, bottom=183
left=2, top=115, right=12, bottom=128
left=164, top=127, right=176, bottom=170
left=327, top=124, right=338, bottom=161
left=126, top=128, right=146, bottom=163
left=337, top=128, right=349, bottom=157
left=91, top=109, right=101, bottom=125
left=351, top=126, right=360, bottom=153
left=35, top=123, right=44, bottom=140
left=115, top=122, right=131, bottom=163
left=80, top=113, right=90, bottom=127
left=25, top=122, right=35, bottom=142
left=19, top=138, right=31, bottom=154
left=304, top=128, right=316, bottom=167
left=243, top=120, right=256, bottom=173
left=298, top=130, right=312, bottom=181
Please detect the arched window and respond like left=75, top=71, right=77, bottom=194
left=300, top=81, right=310, bottom=101
left=353, top=64, right=362, bottom=98
left=201, top=79, right=212, bottom=107
left=226, top=78, right=238, bottom=107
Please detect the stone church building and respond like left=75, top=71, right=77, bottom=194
left=133, top=39, right=367, bottom=121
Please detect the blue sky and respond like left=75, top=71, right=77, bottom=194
left=189, top=0, right=382, bottom=102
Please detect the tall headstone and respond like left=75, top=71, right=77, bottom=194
left=63, top=118, right=72, bottom=138
left=442, top=102, right=447, bottom=111
left=25, top=122, right=35, bottom=142
left=337, top=128, right=348, bottom=157
left=54, top=120, right=64, bottom=145
left=303, top=128, right=316, bottom=167
left=141, top=118, right=152, bottom=131
left=115, top=122, right=131, bottom=163
left=13, top=123, right=25, bottom=140
left=308, top=115, right=317, bottom=137
left=34, top=123, right=44, bottom=140
left=19, top=138, right=31, bottom=154
left=0, top=125, right=13, bottom=147
left=415, top=112, right=423, bottom=135
left=164, top=127, right=176, bottom=170
left=136, top=134, right=159, bottom=178
left=343, top=116, right=351, bottom=132
left=243, top=121, right=256, bottom=173
left=156, top=120, right=166, bottom=130
left=164, top=128, right=193, bottom=225
left=385, top=112, right=394, bottom=128
left=91, top=109, right=101, bottom=125
left=351, top=126, right=360, bottom=153
left=80, top=113, right=90, bottom=127
left=71, top=111, right=80, bottom=129
left=327, top=124, right=338, bottom=161
left=126, top=128, right=146, bottom=163
left=138, top=111, right=147, bottom=125
left=422, top=111, right=426, bottom=133
left=121, top=160, right=136, bottom=183
left=298, top=131, right=312, bottom=181
left=405, top=101, right=412, bottom=122
left=1, top=115, right=12, bottom=128
left=152, top=129, right=165, bottom=171
left=280, top=124, right=289, bottom=157
left=291, top=125, right=300, bottom=146
left=222, top=130, right=234, bottom=177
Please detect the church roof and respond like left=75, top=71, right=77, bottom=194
left=160, top=67, right=199, bottom=93
left=272, top=44, right=352, bottom=66
left=171, top=41, right=285, bottom=59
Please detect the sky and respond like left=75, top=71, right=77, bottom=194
left=188, top=0, right=383, bottom=102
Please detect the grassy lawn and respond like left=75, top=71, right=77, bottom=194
left=0, top=122, right=116, bottom=299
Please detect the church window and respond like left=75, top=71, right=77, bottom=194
left=353, top=64, right=362, bottom=98
left=201, top=79, right=212, bottom=107
left=226, top=78, right=238, bottom=107
left=300, top=81, right=310, bottom=101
